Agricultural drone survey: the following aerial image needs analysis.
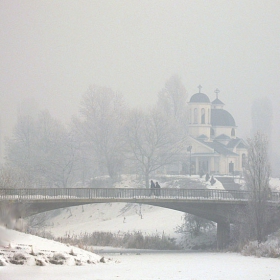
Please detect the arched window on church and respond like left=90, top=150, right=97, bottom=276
left=211, top=128, right=215, bottom=136
left=194, top=108, right=198, bottom=124
left=201, top=108, right=205, bottom=124
left=208, top=109, right=210, bottom=124
left=242, top=153, right=246, bottom=168
left=231, top=128, right=235, bottom=137
left=189, top=109, right=192, bottom=124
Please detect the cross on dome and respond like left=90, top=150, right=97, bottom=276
left=215, top=88, right=220, bottom=99
left=198, top=85, right=202, bottom=93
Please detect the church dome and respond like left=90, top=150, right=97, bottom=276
left=212, top=98, right=224, bottom=105
left=189, top=93, right=210, bottom=103
left=211, top=109, right=236, bottom=126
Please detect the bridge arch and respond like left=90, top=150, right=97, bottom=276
left=1, top=188, right=280, bottom=249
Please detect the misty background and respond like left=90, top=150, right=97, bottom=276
left=1, top=1, right=279, bottom=173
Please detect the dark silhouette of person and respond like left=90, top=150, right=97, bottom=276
left=150, top=180, right=156, bottom=195
left=155, top=182, right=161, bottom=196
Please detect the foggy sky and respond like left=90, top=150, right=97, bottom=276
left=1, top=1, right=280, bottom=143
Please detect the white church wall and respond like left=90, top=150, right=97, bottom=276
left=188, top=102, right=212, bottom=138
left=219, top=156, right=227, bottom=174
left=213, top=126, right=236, bottom=139
left=189, top=125, right=211, bottom=139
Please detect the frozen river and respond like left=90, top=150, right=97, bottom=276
left=1, top=250, right=280, bottom=280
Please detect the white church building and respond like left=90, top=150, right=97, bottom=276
left=181, top=86, right=247, bottom=176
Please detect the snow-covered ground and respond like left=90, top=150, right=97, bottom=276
left=40, top=203, right=184, bottom=239
left=1, top=226, right=280, bottom=279
left=1, top=244, right=280, bottom=280
left=0, top=226, right=103, bottom=267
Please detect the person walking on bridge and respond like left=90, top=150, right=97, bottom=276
left=155, top=182, right=161, bottom=196
left=150, top=180, right=156, bottom=196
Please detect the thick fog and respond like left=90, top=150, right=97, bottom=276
left=1, top=1, right=280, bottom=166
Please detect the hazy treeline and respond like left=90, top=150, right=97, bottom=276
left=0, top=75, right=277, bottom=188
left=1, top=76, right=189, bottom=188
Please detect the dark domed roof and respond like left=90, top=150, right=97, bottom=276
left=212, top=98, right=224, bottom=105
left=211, top=109, right=236, bottom=126
left=189, top=93, right=210, bottom=103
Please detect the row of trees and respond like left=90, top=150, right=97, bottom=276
left=1, top=76, right=189, bottom=188
left=1, top=81, right=277, bottom=247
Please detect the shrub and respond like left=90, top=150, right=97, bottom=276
left=35, top=259, right=46, bottom=266
left=10, top=253, right=26, bottom=265
left=49, top=253, right=66, bottom=265
left=69, top=248, right=77, bottom=256
left=75, top=258, right=82, bottom=266
left=242, top=239, right=280, bottom=258
left=54, top=231, right=180, bottom=250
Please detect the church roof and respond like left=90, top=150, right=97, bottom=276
left=237, top=142, right=247, bottom=149
left=215, top=134, right=231, bottom=140
left=227, top=138, right=241, bottom=148
left=189, top=93, right=210, bottom=103
left=202, top=140, right=238, bottom=156
left=197, top=134, right=208, bottom=140
left=212, top=98, right=225, bottom=105
left=197, top=139, right=238, bottom=155
left=211, top=109, right=236, bottom=126
left=227, top=138, right=248, bottom=149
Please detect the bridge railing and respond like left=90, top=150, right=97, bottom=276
left=1, top=188, right=279, bottom=202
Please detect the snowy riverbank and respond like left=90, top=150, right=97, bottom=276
left=1, top=226, right=280, bottom=279
left=0, top=226, right=104, bottom=267
left=2, top=250, right=280, bottom=280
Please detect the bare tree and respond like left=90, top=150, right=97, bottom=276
left=250, top=97, right=278, bottom=174
left=5, top=111, right=79, bottom=188
left=244, top=132, right=271, bottom=244
left=78, top=85, right=127, bottom=181
left=35, top=111, right=80, bottom=188
left=126, top=108, right=186, bottom=187
left=5, top=114, right=37, bottom=187
left=157, top=75, right=188, bottom=133
left=0, top=167, right=18, bottom=189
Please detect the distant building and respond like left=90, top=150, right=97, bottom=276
left=166, top=86, right=248, bottom=176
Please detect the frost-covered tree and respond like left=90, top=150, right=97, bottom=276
left=5, top=114, right=37, bottom=187
left=126, top=108, right=186, bottom=187
left=179, top=213, right=215, bottom=237
left=157, top=75, right=188, bottom=133
left=34, top=111, right=80, bottom=188
left=77, top=85, right=127, bottom=181
left=244, top=132, right=271, bottom=243
left=5, top=111, right=79, bottom=188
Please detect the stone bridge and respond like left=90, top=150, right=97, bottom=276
left=1, top=188, right=280, bottom=249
